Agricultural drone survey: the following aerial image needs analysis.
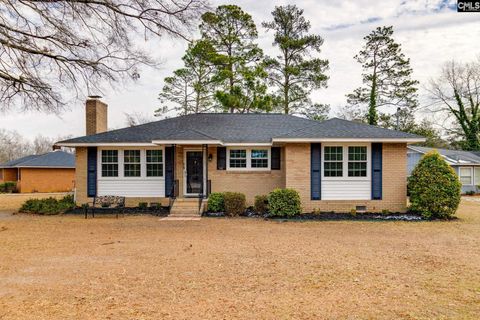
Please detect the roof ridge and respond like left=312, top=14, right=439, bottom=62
left=17, top=152, right=56, bottom=166
left=186, top=127, right=219, bottom=140
left=163, top=127, right=219, bottom=140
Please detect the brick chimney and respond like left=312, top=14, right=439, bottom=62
left=85, top=96, right=108, bottom=135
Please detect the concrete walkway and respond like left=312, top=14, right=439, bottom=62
left=159, top=216, right=201, bottom=221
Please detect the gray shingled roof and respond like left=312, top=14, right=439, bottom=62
left=408, top=146, right=480, bottom=165
left=58, top=113, right=424, bottom=145
left=0, top=151, right=75, bottom=168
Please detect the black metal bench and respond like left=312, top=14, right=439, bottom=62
left=84, top=195, right=125, bottom=219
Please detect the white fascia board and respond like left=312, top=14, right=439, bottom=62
left=56, top=142, right=157, bottom=147
left=222, top=142, right=273, bottom=146
left=151, top=140, right=222, bottom=145
left=272, top=138, right=426, bottom=143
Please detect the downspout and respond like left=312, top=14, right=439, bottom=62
left=173, top=144, right=177, bottom=198
left=204, top=144, right=208, bottom=199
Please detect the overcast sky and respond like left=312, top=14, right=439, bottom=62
left=1, top=0, right=479, bottom=140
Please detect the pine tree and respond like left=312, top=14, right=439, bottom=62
left=262, top=5, right=329, bottom=115
left=200, top=5, right=272, bottom=113
left=347, top=26, right=418, bottom=125
left=157, top=40, right=217, bottom=116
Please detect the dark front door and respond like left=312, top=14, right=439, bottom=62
left=186, top=151, right=203, bottom=194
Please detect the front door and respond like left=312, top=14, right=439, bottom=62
left=185, top=151, right=203, bottom=195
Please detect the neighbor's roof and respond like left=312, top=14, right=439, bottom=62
left=0, top=151, right=75, bottom=168
left=57, top=113, right=425, bottom=146
left=408, top=146, right=480, bottom=165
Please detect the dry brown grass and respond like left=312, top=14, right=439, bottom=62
left=0, top=200, right=479, bottom=319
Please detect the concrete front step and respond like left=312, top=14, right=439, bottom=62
left=169, top=198, right=206, bottom=217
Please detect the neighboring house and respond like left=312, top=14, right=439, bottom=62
left=57, top=97, right=424, bottom=213
left=407, top=146, right=480, bottom=194
left=0, top=151, right=75, bottom=193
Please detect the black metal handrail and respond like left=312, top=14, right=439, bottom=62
left=168, top=179, right=179, bottom=212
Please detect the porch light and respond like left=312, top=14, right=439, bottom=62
left=208, top=154, right=213, bottom=161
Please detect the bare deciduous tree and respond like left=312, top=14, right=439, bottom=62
left=0, top=0, right=208, bottom=113
left=0, top=131, right=74, bottom=163
left=428, top=59, right=480, bottom=150
left=124, top=111, right=155, bottom=126
left=0, top=129, right=32, bottom=163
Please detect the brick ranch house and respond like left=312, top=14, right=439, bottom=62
left=57, top=97, right=425, bottom=214
left=0, top=151, right=75, bottom=193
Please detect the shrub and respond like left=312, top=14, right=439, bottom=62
left=208, top=192, right=225, bottom=212
left=20, top=195, right=75, bottom=215
left=254, top=195, right=269, bottom=214
left=408, top=150, right=461, bottom=219
left=465, top=190, right=475, bottom=196
left=268, top=188, right=301, bottom=217
left=349, top=208, right=357, bottom=217
left=0, top=181, right=17, bottom=193
left=223, top=192, right=246, bottom=216
left=138, top=202, right=148, bottom=210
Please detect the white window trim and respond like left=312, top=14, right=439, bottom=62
left=474, top=167, right=480, bottom=186
left=226, top=147, right=271, bottom=171
left=123, top=150, right=142, bottom=178
left=459, top=167, right=473, bottom=185
left=146, top=149, right=164, bottom=178
left=98, top=147, right=165, bottom=180
left=321, top=143, right=371, bottom=181
left=100, top=149, right=119, bottom=178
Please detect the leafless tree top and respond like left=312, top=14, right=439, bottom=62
left=0, top=0, right=208, bottom=113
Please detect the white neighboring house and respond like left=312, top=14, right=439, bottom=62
left=407, top=146, right=480, bottom=194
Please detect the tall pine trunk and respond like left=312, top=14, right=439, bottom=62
left=368, top=75, right=378, bottom=125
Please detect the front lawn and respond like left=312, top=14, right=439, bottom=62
left=0, top=199, right=479, bottom=319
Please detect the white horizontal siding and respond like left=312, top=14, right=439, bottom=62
left=98, top=178, right=165, bottom=197
left=322, top=180, right=371, bottom=200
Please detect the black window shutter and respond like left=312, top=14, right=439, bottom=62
left=311, top=143, right=321, bottom=200
left=87, top=147, right=97, bottom=197
left=271, top=147, right=281, bottom=170
left=217, top=147, right=226, bottom=170
left=165, top=146, right=175, bottom=196
left=371, top=143, right=383, bottom=200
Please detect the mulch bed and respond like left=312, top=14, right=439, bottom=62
left=203, top=210, right=424, bottom=221
left=66, top=206, right=170, bottom=216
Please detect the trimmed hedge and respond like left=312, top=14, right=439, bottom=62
left=223, top=192, right=246, bottom=217
left=20, top=194, right=75, bottom=215
left=208, top=192, right=225, bottom=212
left=408, top=150, right=461, bottom=219
left=254, top=195, right=269, bottom=214
left=268, top=188, right=301, bottom=217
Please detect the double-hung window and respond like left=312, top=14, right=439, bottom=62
left=475, top=167, right=480, bottom=186
left=459, top=167, right=473, bottom=185
left=229, top=149, right=247, bottom=168
left=101, top=150, right=118, bottom=177
left=227, top=148, right=270, bottom=170
left=124, top=150, right=141, bottom=177
left=146, top=150, right=163, bottom=177
left=348, top=146, right=367, bottom=177
left=251, top=149, right=269, bottom=168
left=324, top=146, right=343, bottom=177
